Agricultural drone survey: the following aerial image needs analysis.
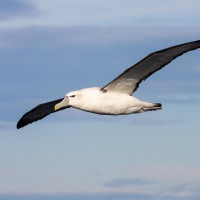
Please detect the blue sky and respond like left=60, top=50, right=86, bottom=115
left=0, top=1, right=200, bottom=200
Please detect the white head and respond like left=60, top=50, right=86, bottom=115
left=54, top=87, right=101, bottom=111
left=54, top=90, right=82, bottom=111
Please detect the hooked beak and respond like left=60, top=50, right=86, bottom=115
left=54, top=96, right=69, bottom=111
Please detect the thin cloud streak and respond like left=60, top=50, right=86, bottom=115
left=104, top=178, right=158, bottom=188
left=0, top=192, right=199, bottom=200
left=1, top=26, right=200, bottom=46
left=0, top=0, right=42, bottom=21
left=0, top=121, right=14, bottom=130
left=1, top=0, right=200, bottom=27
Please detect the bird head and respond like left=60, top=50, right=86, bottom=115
left=54, top=91, right=81, bottom=111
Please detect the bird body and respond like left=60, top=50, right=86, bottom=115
left=17, top=40, right=200, bottom=129
left=59, top=87, right=160, bottom=115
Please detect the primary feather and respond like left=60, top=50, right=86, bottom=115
left=101, top=40, right=200, bottom=95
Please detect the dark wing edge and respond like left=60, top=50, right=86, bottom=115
left=17, top=98, right=69, bottom=129
left=100, top=40, right=200, bottom=94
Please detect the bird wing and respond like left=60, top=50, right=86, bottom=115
left=101, top=40, right=200, bottom=95
left=17, top=98, right=70, bottom=129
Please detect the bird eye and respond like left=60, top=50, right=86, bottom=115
left=70, top=95, right=76, bottom=98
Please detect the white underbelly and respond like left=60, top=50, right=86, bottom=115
left=74, top=93, right=143, bottom=115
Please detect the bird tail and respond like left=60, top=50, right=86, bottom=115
left=142, top=103, right=162, bottom=112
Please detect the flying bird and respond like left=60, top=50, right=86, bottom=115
left=17, top=40, right=200, bottom=129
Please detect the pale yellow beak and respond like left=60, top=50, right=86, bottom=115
left=54, top=97, right=69, bottom=111
left=54, top=104, right=58, bottom=111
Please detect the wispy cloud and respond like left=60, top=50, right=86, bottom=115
left=104, top=178, right=158, bottom=188
left=0, top=193, right=159, bottom=200
left=4, top=0, right=200, bottom=27
left=0, top=26, right=199, bottom=48
left=0, top=121, right=14, bottom=130
left=103, top=173, right=200, bottom=197
left=0, top=193, right=199, bottom=200
left=0, top=0, right=42, bottom=21
left=122, top=165, right=200, bottom=187
left=169, top=182, right=200, bottom=196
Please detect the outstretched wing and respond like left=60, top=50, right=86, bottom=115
left=17, top=98, right=70, bottom=129
left=101, top=40, right=200, bottom=95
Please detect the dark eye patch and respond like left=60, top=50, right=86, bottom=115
left=70, top=95, right=76, bottom=98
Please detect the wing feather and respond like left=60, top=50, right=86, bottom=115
left=17, top=98, right=69, bottom=129
left=101, top=40, right=200, bottom=95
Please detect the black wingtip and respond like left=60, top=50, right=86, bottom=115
left=16, top=98, right=66, bottom=129
left=16, top=115, right=31, bottom=129
left=16, top=123, right=21, bottom=129
left=16, top=111, right=36, bottom=129
left=16, top=119, right=26, bottom=129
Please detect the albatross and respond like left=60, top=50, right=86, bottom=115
left=17, top=40, right=200, bottom=129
